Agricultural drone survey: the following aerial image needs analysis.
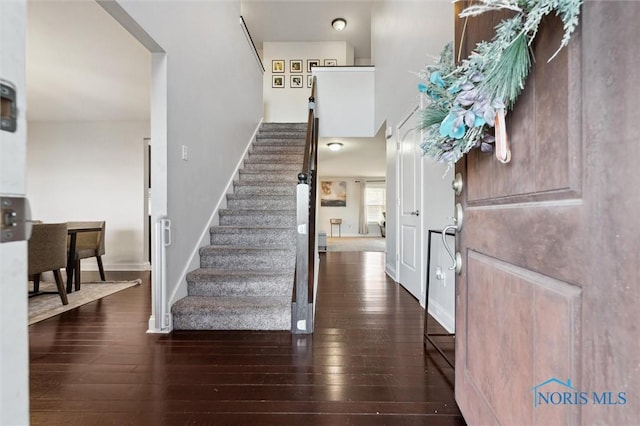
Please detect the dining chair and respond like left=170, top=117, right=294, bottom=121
left=68, top=221, right=106, bottom=290
left=28, top=223, right=69, bottom=305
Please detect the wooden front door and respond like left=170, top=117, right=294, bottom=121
left=454, top=3, right=640, bottom=425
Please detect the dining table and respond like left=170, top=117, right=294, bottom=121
left=66, top=224, right=102, bottom=293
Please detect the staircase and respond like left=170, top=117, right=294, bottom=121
left=171, top=122, right=307, bottom=330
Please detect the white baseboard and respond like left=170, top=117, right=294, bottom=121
left=77, top=262, right=151, bottom=272
left=427, top=298, right=455, bottom=333
left=385, top=264, right=397, bottom=281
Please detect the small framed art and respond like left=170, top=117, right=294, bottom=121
left=307, top=59, right=320, bottom=73
left=272, top=60, right=284, bottom=73
left=290, top=60, right=303, bottom=73
left=272, top=75, right=285, bottom=88
left=324, top=59, right=337, bottom=66
left=290, top=75, right=303, bottom=88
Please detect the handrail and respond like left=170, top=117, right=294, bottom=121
left=239, top=16, right=265, bottom=73
left=292, top=76, right=318, bottom=334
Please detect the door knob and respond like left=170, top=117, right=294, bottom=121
left=410, top=210, right=420, bottom=216
left=452, top=172, right=463, bottom=196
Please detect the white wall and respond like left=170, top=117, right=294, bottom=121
left=315, top=67, right=380, bottom=138
left=372, top=1, right=455, bottom=328
left=316, top=177, right=385, bottom=237
left=263, top=41, right=354, bottom=122
left=115, top=0, right=264, bottom=307
left=26, top=121, right=149, bottom=270
left=372, top=1, right=453, bottom=273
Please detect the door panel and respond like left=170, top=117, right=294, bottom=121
left=397, top=115, right=422, bottom=300
left=454, top=2, right=640, bottom=425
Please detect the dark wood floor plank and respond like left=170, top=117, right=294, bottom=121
left=30, top=253, right=465, bottom=424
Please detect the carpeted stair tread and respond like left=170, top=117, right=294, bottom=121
left=171, top=296, right=291, bottom=330
left=187, top=268, right=294, bottom=281
left=219, top=208, right=295, bottom=216
left=251, top=145, right=305, bottom=153
left=232, top=183, right=297, bottom=196
left=199, top=245, right=296, bottom=269
left=186, top=269, right=293, bottom=297
left=226, top=195, right=296, bottom=210
left=210, top=225, right=294, bottom=233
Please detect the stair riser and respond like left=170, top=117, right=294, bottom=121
left=211, top=231, right=295, bottom=246
left=247, top=154, right=303, bottom=162
left=233, top=185, right=297, bottom=195
left=251, top=145, right=305, bottom=154
left=200, top=251, right=295, bottom=270
left=187, top=280, right=291, bottom=297
left=260, top=124, right=306, bottom=131
left=243, top=163, right=301, bottom=172
left=253, top=142, right=305, bottom=149
left=238, top=174, right=298, bottom=184
left=173, top=309, right=290, bottom=330
left=219, top=215, right=295, bottom=227
left=226, top=197, right=296, bottom=210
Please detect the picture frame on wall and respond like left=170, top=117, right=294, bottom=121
left=272, top=75, right=285, bottom=88
left=290, top=60, right=302, bottom=73
left=320, top=181, right=347, bottom=207
left=324, top=59, right=337, bottom=66
left=290, top=75, right=303, bottom=88
left=307, top=59, right=320, bottom=73
left=272, top=60, right=284, bottom=73
left=307, top=75, right=313, bottom=88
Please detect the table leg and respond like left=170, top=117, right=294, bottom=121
left=66, top=233, right=76, bottom=293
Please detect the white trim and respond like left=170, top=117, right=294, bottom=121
left=166, top=119, right=264, bottom=309
left=427, top=298, right=455, bottom=334
left=385, top=266, right=397, bottom=282
left=79, top=262, right=151, bottom=272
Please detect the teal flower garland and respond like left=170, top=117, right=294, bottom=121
left=418, top=0, right=583, bottom=164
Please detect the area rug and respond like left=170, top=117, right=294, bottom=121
left=28, top=280, right=141, bottom=325
left=326, top=237, right=386, bottom=252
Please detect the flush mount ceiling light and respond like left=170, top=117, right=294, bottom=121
left=327, top=142, right=343, bottom=151
left=331, top=18, right=347, bottom=31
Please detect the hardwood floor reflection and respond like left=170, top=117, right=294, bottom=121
left=29, top=253, right=464, bottom=425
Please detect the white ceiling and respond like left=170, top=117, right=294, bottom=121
left=317, top=132, right=387, bottom=177
left=26, top=0, right=150, bottom=121
left=241, top=1, right=373, bottom=60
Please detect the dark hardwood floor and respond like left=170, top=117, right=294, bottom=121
left=30, top=252, right=464, bottom=425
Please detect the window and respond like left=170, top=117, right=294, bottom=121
left=366, top=186, right=385, bottom=223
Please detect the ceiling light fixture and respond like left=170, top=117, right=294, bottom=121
left=327, top=142, right=343, bottom=151
left=331, top=18, right=347, bottom=32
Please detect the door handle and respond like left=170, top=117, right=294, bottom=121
left=410, top=210, right=419, bottom=216
left=442, top=203, right=463, bottom=274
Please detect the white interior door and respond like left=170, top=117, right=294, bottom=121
left=0, top=0, right=30, bottom=423
left=396, top=110, right=422, bottom=300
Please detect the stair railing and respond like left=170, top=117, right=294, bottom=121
left=292, top=76, right=318, bottom=334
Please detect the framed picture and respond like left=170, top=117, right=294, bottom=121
left=272, top=75, right=285, bottom=88
left=307, top=75, right=314, bottom=88
left=272, top=60, right=284, bottom=73
left=290, top=59, right=302, bottom=73
left=324, top=59, right=337, bottom=66
left=307, top=59, right=320, bottom=73
left=320, top=181, right=347, bottom=207
left=290, top=75, right=303, bottom=88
